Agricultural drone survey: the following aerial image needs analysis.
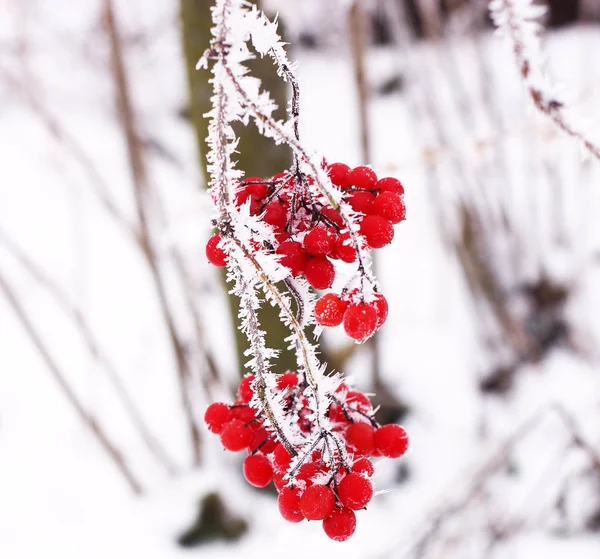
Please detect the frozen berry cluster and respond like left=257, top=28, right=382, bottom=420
left=204, top=371, right=409, bottom=542
left=205, top=162, right=406, bottom=341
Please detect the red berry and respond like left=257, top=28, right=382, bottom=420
left=376, top=176, right=404, bottom=195
left=346, top=391, right=372, bottom=412
left=263, top=201, right=287, bottom=229
left=347, top=166, right=377, bottom=189
left=243, top=453, right=273, bottom=488
left=278, top=487, right=304, bottom=523
left=320, top=206, right=344, bottom=227
left=231, top=404, right=256, bottom=422
left=337, top=473, right=373, bottom=510
left=273, top=469, right=287, bottom=492
left=328, top=162, right=351, bottom=189
left=360, top=215, right=394, bottom=249
left=374, top=424, right=409, bottom=458
left=343, top=303, right=378, bottom=340
left=245, top=180, right=269, bottom=199
left=204, top=402, right=233, bottom=434
left=333, top=232, right=357, bottom=263
left=296, top=461, right=320, bottom=485
left=205, top=234, right=228, bottom=267
left=346, top=422, right=375, bottom=455
left=248, top=427, right=277, bottom=454
left=352, top=457, right=375, bottom=477
left=303, top=227, right=336, bottom=256
left=300, top=485, right=335, bottom=520
left=348, top=191, right=376, bottom=215
left=220, top=419, right=252, bottom=452
left=315, top=293, right=348, bottom=327
left=322, top=507, right=356, bottom=542
left=238, top=374, right=255, bottom=403
left=276, top=241, right=308, bottom=276
left=273, top=443, right=293, bottom=471
left=373, top=191, right=406, bottom=224
left=373, top=293, right=389, bottom=328
left=277, top=371, right=299, bottom=390
left=304, top=256, right=335, bottom=290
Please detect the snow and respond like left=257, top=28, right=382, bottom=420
left=2, top=0, right=600, bottom=557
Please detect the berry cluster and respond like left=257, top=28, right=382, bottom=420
left=205, top=162, right=405, bottom=341
left=204, top=371, right=409, bottom=542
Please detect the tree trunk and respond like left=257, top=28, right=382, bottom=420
left=179, top=0, right=298, bottom=376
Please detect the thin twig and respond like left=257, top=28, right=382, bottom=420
left=0, top=270, right=143, bottom=494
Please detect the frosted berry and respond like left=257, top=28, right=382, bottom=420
left=278, top=488, right=304, bottom=523
left=304, top=256, right=335, bottom=290
left=248, top=427, right=277, bottom=454
left=374, top=424, right=409, bottom=458
left=220, top=419, right=252, bottom=452
left=263, top=201, right=287, bottom=229
left=277, top=371, right=299, bottom=390
left=343, top=303, right=378, bottom=340
left=333, top=232, right=357, bottom=263
left=352, top=457, right=375, bottom=477
left=232, top=404, right=255, bottom=422
left=328, top=162, right=351, bottom=189
left=315, top=293, right=347, bottom=327
left=376, top=176, right=404, bottom=195
left=205, top=234, right=227, bottom=267
left=322, top=507, right=356, bottom=542
left=245, top=180, right=269, bottom=199
left=373, top=191, right=406, bottom=224
left=348, top=191, right=375, bottom=215
left=303, top=227, right=336, bottom=256
left=238, top=374, right=255, bottom=403
left=373, top=293, right=389, bottom=328
left=347, top=166, right=377, bottom=189
left=320, top=206, right=344, bottom=227
left=273, top=443, right=293, bottom=472
left=204, top=402, right=233, bottom=434
left=360, top=215, right=394, bottom=249
left=337, top=473, right=373, bottom=510
left=276, top=241, right=308, bottom=276
left=346, top=422, right=375, bottom=455
left=243, top=453, right=273, bottom=488
left=300, top=485, right=336, bottom=520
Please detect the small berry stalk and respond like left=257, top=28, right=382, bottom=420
left=201, top=0, right=409, bottom=541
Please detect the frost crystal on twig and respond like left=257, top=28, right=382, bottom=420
left=489, top=0, right=600, bottom=161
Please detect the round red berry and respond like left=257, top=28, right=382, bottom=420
left=374, top=424, right=409, bottom=458
left=205, top=234, right=228, bottom=267
left=278, top=487, right=304, bottom=523
left=348, top=191, right=376, bottom=215
left=315, top=293, right=348, bottom=327
left=373, top=191, right=406, bottom=224
left=248, top=426, right=277, bottom=454
left=346, top=391, right=372, bottom=412
left=320, top=206, right=344, bottom=227
left=360, top=215, right=394, bottom=249
left=277, top=371, right=299, bottom=390
left=304, top=256, right=335, bottom=290
left=243, top=453, right=273, bottom=488
left=322, top=507, right=356, bottom=542
left=337, top=473, right=373, bottom=510
left=303, top=227, right=336, bottom=256
left=238, top=374, right=255, bottom=403
left=245, top=180, right=269, bottom=199
left=220, top=419, right=252, bottom=452
left=346, top=422, right=375, bottom=455
left=300, top=485, right=335, bottom=520
left=273, top=443, right=293, bottom=472
left=352, top=457, right=375, bottom=477
left=347, top=166, right=377, bottom=189
left=328, top=162, right=351, bottom=189
left=276, top=241, right=308, bottom=276
left=204, top=402, right=233, bottom=434
left=333, top=232, right=357, bottom=263
left=373, top=293, right=389, bottom=328
left=263, top=201, right=287, bottom=229
left=343, top=303, right=378, bottom=340
left=376, top=176, right=404, bottom=195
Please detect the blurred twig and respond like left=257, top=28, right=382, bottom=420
left=0, top=270, right=144, bottom=494
left=0, top=225, right=179, bottom=475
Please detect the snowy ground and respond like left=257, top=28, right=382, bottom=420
left=2, top=1, right=600, bottom=557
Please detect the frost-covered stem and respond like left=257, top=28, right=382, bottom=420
left=221, top=60, right=377, bottom=287
left=490, top=0, right=600, bottom=161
